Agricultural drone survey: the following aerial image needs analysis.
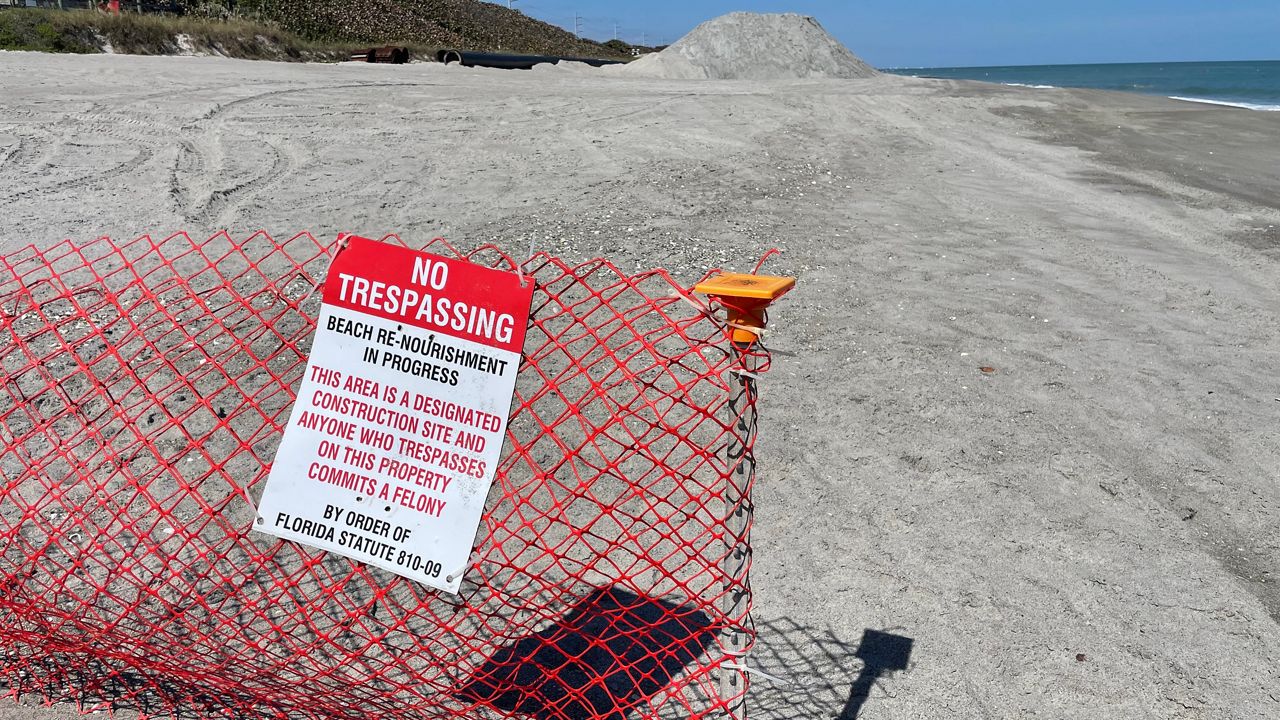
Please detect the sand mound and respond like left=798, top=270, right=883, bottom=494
left=618, top=12, right=878, bottom=81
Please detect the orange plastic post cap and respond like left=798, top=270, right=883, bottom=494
left=694, top=273, right=796, bottom=344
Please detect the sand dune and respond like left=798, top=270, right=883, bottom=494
left=616, top=12, right=878, bottom=80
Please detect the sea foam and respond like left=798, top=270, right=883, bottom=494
left=1169, top=96, right=1280, bottom=112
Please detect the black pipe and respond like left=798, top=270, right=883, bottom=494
left=436, top=50, right=625, bottom=70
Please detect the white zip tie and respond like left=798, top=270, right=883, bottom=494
left=672, top=289, right=771, bottom=339
left=298, top=234, right=350, bottom=306
left=726, top=321, right=770, bottom=339
left=517, top=235, right=537, bottom=287
left=444, top=563, right=470, bottom=587
left=722, top=662, right=792, bottom=687
left=674, top=288, right=713, bottom=317
left=241, top=486, right=261, bottom=521
left=297, top=276, right=323, bottom=307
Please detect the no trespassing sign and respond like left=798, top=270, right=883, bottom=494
left=255, top=235, right=534, bottom=594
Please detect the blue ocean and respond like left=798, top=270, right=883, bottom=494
left=887, top=61, right=1280, bottom=111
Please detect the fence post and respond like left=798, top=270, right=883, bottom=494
left=721, top=343, right=757, bottom=719
left=694, top=271, right=795, bottom=720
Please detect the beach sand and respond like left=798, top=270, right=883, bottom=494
left=1, top=52, right=1278, bottom=718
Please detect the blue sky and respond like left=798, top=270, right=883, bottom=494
left=502, top=1, right=1280, bottom=67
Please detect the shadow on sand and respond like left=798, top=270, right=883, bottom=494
left=456, top=585, right=717, bottom=720
left=457, top=594, right=913, bottom=720
left=749, top=618, right=914, bottom=720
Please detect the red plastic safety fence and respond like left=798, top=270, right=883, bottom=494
left=0, top=231, right=769, bottom=720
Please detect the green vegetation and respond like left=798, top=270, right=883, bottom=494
left=0, top=8, right=355, bottom=60
left=0, top=9, right=95, bottom=53
left=0, top=1, right=631, bottom=61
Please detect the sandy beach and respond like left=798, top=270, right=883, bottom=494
left=2, top=50, right=1279, bottom=718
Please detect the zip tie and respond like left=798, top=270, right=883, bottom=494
left=517, top=235, right=537, bottom=288
left=443, top=564, right=470, bottom=586
left=722, top=662, right=792, bottom=687
left=726, top=321, right=769, bottom=339
left=728, top=367, right=761, bottom=381
left=672, top=289, right=772, bottom=340
left=296, top=275, right=323, bottom=308
left=298, top=234, right=350, bottom=306
left=674, top=288, right=715, bottom=318
left=241, top=485, right=261, bottom=521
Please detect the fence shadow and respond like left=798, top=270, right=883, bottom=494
left=456, top=585, right=717, bottom=720
left=748, top=618, right=914, bottom=720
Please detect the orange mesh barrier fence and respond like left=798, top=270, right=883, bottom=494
left=0, top=231, right=768, bottom=719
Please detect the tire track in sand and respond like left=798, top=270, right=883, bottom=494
left=191, top=133, right=295, bottom=229
left=0, top=126, right=63, bottom=179
left=0, top=103, right=175, bottom=205
left=0, top=137, right=21, bottom=171
left=0, top=145, right=157, bottom=205
left=176, top=82, right=437, bottom=228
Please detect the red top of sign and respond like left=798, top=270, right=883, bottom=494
left=324, top=236, right=535, bottom=354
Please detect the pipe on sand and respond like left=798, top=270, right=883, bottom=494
left=436, top=50, right=624, bottom=70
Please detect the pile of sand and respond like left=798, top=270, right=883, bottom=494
left=617, top=12, right=878, bottom=81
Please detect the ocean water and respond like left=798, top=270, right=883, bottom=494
left=887, top=61, right=1280, bottom=111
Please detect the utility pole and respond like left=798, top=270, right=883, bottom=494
left=614, top=23, right=619, bottom=41
left=574, top=14, right=582, bottom=39
left=506, top=0, right=516, bottom=9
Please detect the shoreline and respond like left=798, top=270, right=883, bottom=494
left=887, top=58, right=1280, bottom=112
left=1167, top=94, right=1280, bottom=111
left=900, top=76, right=1280, bottom=112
